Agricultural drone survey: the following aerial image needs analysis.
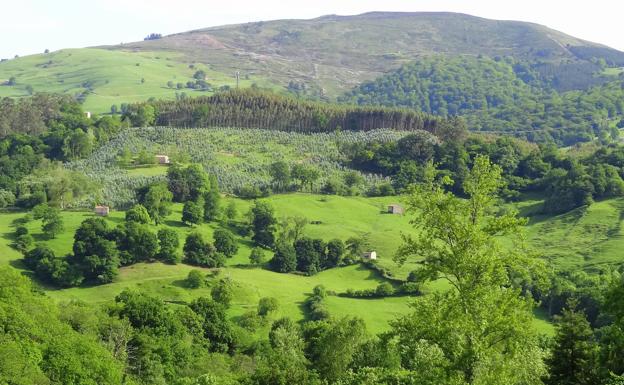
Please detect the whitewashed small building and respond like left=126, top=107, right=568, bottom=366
left=362, top=251, right=377, bottom=260
left=388, top=204, right=404, bottom=215
left=94, top=205, right=110, bottom=216
left=85, top=111, right=91, bottom=119
left=155, top=155, right=170, bottom=164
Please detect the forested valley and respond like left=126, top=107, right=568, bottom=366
left=2, top=11, right=624, bottom=384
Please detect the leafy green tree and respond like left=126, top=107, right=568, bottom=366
left=270, top=161, right=291, bottom=191
left=546, top=302, right=600, bottom=385
left=277, top=215, right=307, bottom=243
left=345, top=236, right=365, bottom=257
left=270, top=240, right=297, bottom=273
left=62, top=129, right=95, bottom=159
left=190, top=297, right=236, bottom=353
left=224, top=200, right=237, bottom=222
left=295, top=237, right=321, bottom=274
left=249, top=201, right=277, bottom=247
left=71, top=217, right=119, bottom=284
left=125, top=204, right=151, bottom=224
left=183, top=232, right=222, bottom=267
left=249, top=247, right=266, bottom=265
left=211, top=278, right=234, bottom=307
left=292, top=164, right=320, bottom=191
left=393, top=156, right=547, bottom=384
left=41, top=206, right=63, bottom=239
left=115, top=221, right=159, bottom=264
left=0, top=267, right=124, bottom=384
left=182, top=199, right=204, bottom=226
left=140, top=183, right=173, bottom=225
left=303, top=317, right=367, bottom=383
left=343, top=171, right=364, bottom=189
left=167, top=164, right=210, bottom=202
left=397, top=131, right=437, bottom=163
left=13, top=226, right=34, bottom=253
left=252, top=317, right=314, bottom=385
left=213, top=228, right=238, bottom=257
left=186, top=269, right=204, bottom=289
left=157, top=228, right=180, bottom=263
left=203, top=175, right=221, bottom=221
left=324, top=238, right=345, bottom=268
left=598, top=276, right=624, bottom=377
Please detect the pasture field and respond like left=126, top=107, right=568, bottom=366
left=0, top=194, right=417, bottom=336
left=0, top=48, right=276, bottom=113
left=0, top=190, right=577, bottom=336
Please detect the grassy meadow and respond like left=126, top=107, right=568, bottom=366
left=0, top=194, right=417, bottom=335
left=1, top=187, right=587, bottom=336
left=0, top=48, right=276, bottom=113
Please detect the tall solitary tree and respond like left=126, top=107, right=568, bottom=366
left=393, top=156, right=547, bottom=384
left=249, top=201, right=277, bottom=248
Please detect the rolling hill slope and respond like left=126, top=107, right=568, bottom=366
left=1, top=12, right=623, bottom=113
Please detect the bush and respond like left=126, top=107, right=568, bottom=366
left=238, top=310, right=262, bottom=331
left=375, top=282, right=395, bottom=296
left=257, top=297, right=279, bottom=317
left=0, top=189, right=16, bottom=208
left=398, top=281, right=421, bottom=295
left=14, top=233, right=34, bottom=253
left=186, top=269, right=204, bottom=289
left=125, top=204, right=151, bottom=224
left=249, top=247, right=266, bottom=265
left=211, top=278, right=234, bottom=307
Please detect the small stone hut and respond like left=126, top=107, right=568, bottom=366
left=362, top=251, right=377, bottom=260
left=155, top=155, right=170, bottom=164
left=94, top=205, right=110, bottom=216
left=387, top=204, right=404, bottom=215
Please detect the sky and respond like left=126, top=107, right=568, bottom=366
left=2, top=0, right=623, bottom=59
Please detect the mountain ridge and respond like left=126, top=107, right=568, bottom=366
left=2, top=11, right=623, bottom=113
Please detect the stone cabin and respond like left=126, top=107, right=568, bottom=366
left=387, top=204, right=404, bottom=215
left=362, top=251, right=377, bottom=260
left=155, top=155, right=170, bottom=164
left=94, top=205, right=110, bottom=216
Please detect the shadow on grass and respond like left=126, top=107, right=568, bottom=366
left=354, top=262, right=385, bottom=281
left=9, top=258, right=27, bottom=270
left=171, top=279, right=190, bottom=288
left=164, top=219, right=185, bottom=228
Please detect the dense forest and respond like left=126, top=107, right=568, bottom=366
left=342, top=131, right=624, bottom=214
left=339, top=56, right=624, bottom=145
left=125, top=89, right=460, bottom=138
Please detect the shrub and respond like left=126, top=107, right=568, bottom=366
left=186, top=269, right=204, bottom=289
left=375, top=282, right=395, bottom=296
left=125, top=204, right=151, bottom=224
left=257, top=297, right=279, bottom=317
left=249, top=247, right=266, bottom=265
left=239, top=310, right=262, bottom=331
left=211, top=278, right=234, bottom=307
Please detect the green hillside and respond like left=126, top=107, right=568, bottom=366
left=1, top=12, right=623, bottom=115
left=0, top=48, right=275, bottom=113
left=340, top=56, right=624, bottom=144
